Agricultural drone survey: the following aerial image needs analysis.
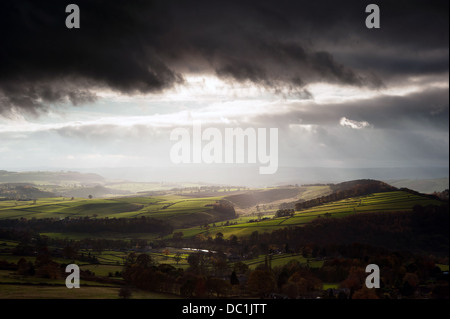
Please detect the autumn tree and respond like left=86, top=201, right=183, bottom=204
left=172, top=232, right=183, bottom=241
left=63, top=245, right=78, bottom=259
left=17, top=258, right=35, bottom=276
left=247, top=269, right=276, bottom=296
left=233, top=261, right=249, bottom=275
left=282, top=281, right=299, bottom=299
left=288, top=271, right=322, bottom=296
left=187, top=253, right=209, bottom=275
left=352, top=287, right=379, bottom=299
left=174, top=252, right=182, bottom=265
left=341, top=266, right=366, bottom=298
left=215, top=232, right=224, bottom=244
left=206, top=277, right=231, bottom=297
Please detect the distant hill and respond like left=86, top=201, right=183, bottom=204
left=384, top=178, right=449, bottom=194
left=224, top=187, right=302, bottom=209
left=59, top=185, right=131, bottom=198
left=223, top=180, right=401, bottom=212
left=0, top=184, right=56, bottom=200
left=0, top=170, right=105, bottom=185
left=330, top=179, right=397, bottom=193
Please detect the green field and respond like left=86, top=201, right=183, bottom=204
left=177, top=191, right=445, bottom=239
left=0, top=195, right=225, bottom=242
left=0, top=195, right=225, bottom=228
left=1, top=190, right=442, bottom=243
left=0, top=189, right=447, bottom=299
left=241, top=253, right=324, bottom=270
left=0, top=282, right=179, bottom=299
left=283, top=191, right=441, bottom=225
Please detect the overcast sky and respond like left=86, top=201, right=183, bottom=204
left=0, top=0, right=448, bottom=183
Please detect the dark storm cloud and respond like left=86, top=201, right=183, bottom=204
left=252, top=86, right=449, bottom=132
left=0, top=0, right=448, bottom=114
left=0, top=0, right=182, bottom=115
left=0, top=78, right=97, bottom=115
left=343, top=88, right=450, bottom=130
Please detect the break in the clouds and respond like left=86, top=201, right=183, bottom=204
left=339, top=117, right=371, bottom=129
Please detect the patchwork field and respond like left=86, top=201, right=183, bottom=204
left=0, top=195, right=225, bottom=228
left=242, top=253, right=324, bottom=270
left=0, top=183, right=447, bottom=300
left=1, top=189, right=443, bottom=243
left=0, top=281, right=179, bottom=299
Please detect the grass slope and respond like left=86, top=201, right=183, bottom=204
left=179, top=190, right=445, bottom=239
left=0, top=195, right=229, bottom=233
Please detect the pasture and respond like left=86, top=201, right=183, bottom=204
left=177, top=191, right=445, bottom=239
left=241, top=253, right=324, bottom=270
left=0, top=282, right=179, bottom=299
left=1, top=190, right=443, bottom=242
left=0, top=195, right=224, bottom=229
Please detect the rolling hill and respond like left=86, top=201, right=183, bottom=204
left=0, top=194, right=236, bottom=230
left=179, top=189, right=446, bottom=239
left=0, top=184, right=56, bottom=200
left=0, top=179, right=447, bottom=243
left=0, top=170, right=104, bottom=185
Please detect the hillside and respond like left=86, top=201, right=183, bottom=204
left=58, top=185, right=132, bottom=198
left=0, top=184, right=56, bottom=200
left=0, top=179, right=446, bottom=241
left=295, top=179, right=398, bottom=211
left=224, top=187, right=302, bottom=209
left=182, top=189, right=446, bottom=239
left=223, top=185, right=332, bottom=214
left=251, top=203, right=450, bottom=256
left=0, top=194, right=237, bottom=231
left=0, top=179, right=447, bottom=301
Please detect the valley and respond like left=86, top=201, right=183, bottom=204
left=0, top=175, right=448, bottom=299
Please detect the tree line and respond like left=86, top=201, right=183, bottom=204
left=165, top=204, right=449, bottom=261
left=244, top=204, right=449, bottom=256
left=0, top=183, right=55, bottom=200
left=120, top=244, right=448, bottom=298
left=212, top=200, right=237, bottom=218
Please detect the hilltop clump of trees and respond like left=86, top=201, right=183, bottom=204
left=0, top=216, right=173, bottom=236
left=212, top=200, right=236, bottom=219
left=275, top=209, right=295, bottom=217
left=433, top=189, right=449, bottom=201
